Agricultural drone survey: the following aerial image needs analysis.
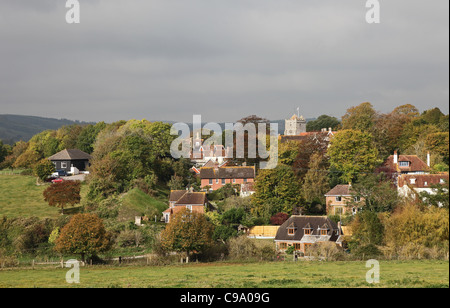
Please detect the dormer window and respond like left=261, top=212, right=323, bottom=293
left=320, top=229, right=328, bottom=236
left=288, top=228, right=295, bottom=235
left=304, top=229, right=312, bottom=235
left=399, top=161, right=409, bottom=167
left=399, top=161, right=410, bottom=167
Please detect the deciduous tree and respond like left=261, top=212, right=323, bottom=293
left=55, top=213, right=110, bottom=261
left=43, top=181, right=81, bottom=214
left=160, top=208, right=214, bottom=257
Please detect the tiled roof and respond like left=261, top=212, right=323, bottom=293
left=275, top=216, right=339, bottom=242
left=398, top=173, right=449, bottom=188
left=48, top=149, right=91, bottom=161
left=175, top=192, right=207, bottom=205
left=169, top=190, right=188, bottom=202
left=383, top=154, right=430, bottom=173
left=325, top=185, right=353, bottom=196
left=200, top=166, right=255, bottom=179
left=169, top=190, right=207, bottom=206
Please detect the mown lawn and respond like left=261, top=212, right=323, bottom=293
left=0, top=260, right=448, bottom=288
left=0, top=175, right=83, bottom=218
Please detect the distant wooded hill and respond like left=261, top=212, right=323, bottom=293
left=0, top=114, right=316, bottom=145
left=0, top=114, right=93, bottom=145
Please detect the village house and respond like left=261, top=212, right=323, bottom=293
left=162, top=189, right=209, bottom=223
left=274, top=216, right=342, bottom=254
left=48, top=148, right=91, bottom=174
left=240, top=182, right=256, bottom=198
left=324, top=184, right=364, bottom=216
left=397, top=173, right=449, bottom=205
left=279, top=127, right=336, bottom=144
left=382, top=150, right=431, bottom=175
left=199, top=165, right=256, bottom=191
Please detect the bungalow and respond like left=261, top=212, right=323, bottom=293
left=324, top=184, right=364, bottom=216
left=274, top=216, right=342, bottom=254
left=162, top=190, right=208, bottom=223
left=48, top=149, right=91, bottom=173
left=200, top=166, right=255, bottom=191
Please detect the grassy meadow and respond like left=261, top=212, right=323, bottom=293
left=0, top=174, right=71, bottom=218
left=0, top=260, right=448, bottom=288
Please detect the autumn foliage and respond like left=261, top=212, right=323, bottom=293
left=43, top=181, right=81, bottom=214
left=160, top=208, right=214, bottom=256
left=54, top=213, right=110, bottom=261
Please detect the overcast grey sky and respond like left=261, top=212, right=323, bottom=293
left=0, top=0, right=448, bottom=123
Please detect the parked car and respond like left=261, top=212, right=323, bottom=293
left=52, top=170, right=67, bottom=177
left=52, top=178, right=64, bottom=183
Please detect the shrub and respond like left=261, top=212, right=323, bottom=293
left=306, top=242, right=346, bottom=261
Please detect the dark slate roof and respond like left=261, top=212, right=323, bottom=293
left=200, top=166, right=255, bottom=179
left=48, top=149, right=91, bottom=161
left=169, top=190, right=207, bottom=206
left=275, top=216, right=339, bottom=243
left=325, top=184, right=353, bottom=196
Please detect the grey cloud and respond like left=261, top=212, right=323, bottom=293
left=0, top=0, right=448, bottom=123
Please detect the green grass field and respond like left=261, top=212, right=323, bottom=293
left=0, top=260, right=448, bottom=288
left=0, top=175, right=68, bottom=218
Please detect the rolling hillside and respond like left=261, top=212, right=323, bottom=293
left=0, top=114, right=93, bottom=144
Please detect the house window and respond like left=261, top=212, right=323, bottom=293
left=233, top=179, right=236, bottom=183
left=61, top=162, right=67, bottom=169
left=335, top=196, right=342, bottom=202
left=209, top=179, right=213, bottom=185
left=354, top=196, right=360, bottom=202
left=304, top=229, right=312, bottom=235
left=288, top=228, right=295, bottom=235
left=399, top=161, right=410, bottom=167
left=216, top=179, right=219, bottom=184
left=320, top=229, right=328, bottom=236
left=186, top=205, right=192, bottom=212
left=294, top=243, right=301, bottom=251
left=279, top=243, right=287, bottom=250
left=221, top=179, right=226, bottom=185
left=410, top=178, right=416, bottom=185
left=243, top=178, right=248, bottom=183
left=424, top=181, right=428, bottom=186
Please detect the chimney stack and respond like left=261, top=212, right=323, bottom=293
left=393, top=150, right=398, bottom=164
left=427, top=152, right=431, bottom=167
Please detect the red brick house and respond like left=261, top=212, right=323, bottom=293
left=162, top=190, right=208, bottom=223
left=324, top=184, right=364, bottom=216
left=200, top=166, right=255, bottom=191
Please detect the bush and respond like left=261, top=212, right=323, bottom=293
left=116, top=229, right=143, bottom=248
left=227, top=236, right=276, bottom=261
left=306, top=242, right=346, bottom=261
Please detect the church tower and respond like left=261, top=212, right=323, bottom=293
left=284, top=111, right=306, bottom=136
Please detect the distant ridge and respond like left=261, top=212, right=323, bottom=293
left=0, top=114, right=94, bottom=145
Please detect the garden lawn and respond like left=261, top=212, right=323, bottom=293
left=0, top=260, right=448, bottom=288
